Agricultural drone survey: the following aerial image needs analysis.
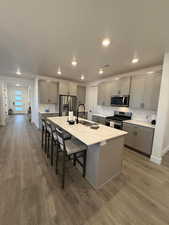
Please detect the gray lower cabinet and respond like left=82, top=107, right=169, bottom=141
left=77, top=85, right=86, bottom=105
left=92, top=115, right=106, bottom=125
left=39, top=80, right=58, bottom=104
left=123, top=122, right=154, bottom=156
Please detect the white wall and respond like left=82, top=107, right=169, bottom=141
left=31, top=77, right=39, bottom=128
left=151, top=53, right=169, bottom=164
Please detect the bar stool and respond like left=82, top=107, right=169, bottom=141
left=54, top=127, right=87, bottom=189
left=45, top=121, right=71, bottom=166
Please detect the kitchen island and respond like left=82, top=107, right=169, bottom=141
left=48, top=116, right=127, bottom=189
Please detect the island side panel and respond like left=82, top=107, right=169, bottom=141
left=97, top=136, right=125, bottom=188
left=85, top=144, right=100, bottom=188
left=86, top=136, right=125, bottom=189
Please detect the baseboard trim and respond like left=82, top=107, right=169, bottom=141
left=150, top=155, right=162, bottom=165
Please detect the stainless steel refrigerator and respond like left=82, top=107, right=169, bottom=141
left=59, top=95, right=77, bottom=116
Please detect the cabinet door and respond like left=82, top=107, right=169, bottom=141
left=119, top=77, right=130, bottom=95
left=98, top=83, right=106, bottom=105
left=77, top=86, right=86, bottom=104
left=38, top=80, right=49, bottom=104
left=134, top=126, right=154, bottom=155
left=111, top=80, right=120, bottom=95
left=104, top=82, right=113, bottom=106
left=59, top=81, right=69, bottom=95
left=123, top=123, right=154, bottom=156
left=130, top=75, right=145, bottom=109
left=69, top=82, right=77, bottom=96
left=144, top=74, right=161, bottom=111
left=48, top=82, right=58, bottom=104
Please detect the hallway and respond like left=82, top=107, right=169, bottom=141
left=1, top=115, right=169, bottom=225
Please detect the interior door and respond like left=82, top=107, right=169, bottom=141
left=9, top=87, right=28, bottom=114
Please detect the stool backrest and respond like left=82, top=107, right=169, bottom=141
left=41, top=118, right=47, bottom=129
left=55, top=127, right=65, bottom=151
left=46, top=121, right=52, bottom=133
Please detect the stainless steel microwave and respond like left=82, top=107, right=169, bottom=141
left=111, top=95, right=130, bottom=107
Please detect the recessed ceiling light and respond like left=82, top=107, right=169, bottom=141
left=99, top=68, right=104, bottom=74
left=57, top=67, right=62, bottom=75
left=80, top=75, right=85, bottom=80
left=16, top=68, right=22, bottom=75
left=147, top=71, right=154, bottom=74
left=102, top=38, right=111, bottom=47
left=16, top=83, right=20, bottom=87
left=115, top=77, right=120, bottom=80
left=132, top=58, right=139, bottom=64
left=72, top=58, right=77, bottom=67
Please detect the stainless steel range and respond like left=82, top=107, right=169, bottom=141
left=105, top=111, right=132, bottom=130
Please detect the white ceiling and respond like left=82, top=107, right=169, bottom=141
left=0, top=0, right=169, bottom=82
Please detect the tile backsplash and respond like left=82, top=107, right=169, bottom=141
left=39, top=104, right=59, bottom=113
left=95, top=105, right=157, bottom=122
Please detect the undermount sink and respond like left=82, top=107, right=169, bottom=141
left=78, top=120, right=96, bottom=127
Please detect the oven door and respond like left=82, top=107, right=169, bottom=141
left=114, top=121, right=123, bottom=130
left=111, top=95, right=129, bottom=107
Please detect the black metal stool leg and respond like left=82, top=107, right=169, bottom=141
left=73, top=154, right=76, bottom=166
left=62, top=151, right=66, bottom=189
left=47, top=133, right=50, bottom=158
left=83, top=150, right=87, bottom=177
left=51, top=137, right=54, bottom=166
left=45, top=131, right=47, bottom=153
left=41, top=129, right=44, bottom=149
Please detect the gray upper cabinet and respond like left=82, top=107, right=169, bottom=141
left=130, top=73, right=161, bottom=111
left=39, top=80, right=49, bottom=104
left=98, top=82, right=107, bottom=106
left=77, top=85, right=86, bottom=105
left=59, top=81, right=77, bottom=96
left=38, top=80, right=58, bottom=104
left=97, top=76, right=131, bottom=106
left=111, top=77, right=131, bottom=96
left=130, top=75, right=145, bottom=109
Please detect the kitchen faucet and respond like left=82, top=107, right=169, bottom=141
left=76, top=104, right=85, bottom=124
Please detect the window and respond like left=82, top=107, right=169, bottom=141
left=15, top=102, right=24, bottom=106
left=15, top=96, right=23, bottom=101
left=15, top=107, right=23, bottom=111
left=15, top=90, right=22, bottom=95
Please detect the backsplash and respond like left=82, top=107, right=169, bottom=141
left=95, top=105, right=157, bottom=122
left=39, top=104, right=59, bottom=113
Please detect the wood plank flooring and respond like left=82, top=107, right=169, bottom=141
left=0, top=115, right=169, bottom=225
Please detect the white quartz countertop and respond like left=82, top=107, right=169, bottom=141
left=92, top=113, right=111, bottom=118
left=123, top=120, right=155, bottom=129
left=48, top=116, right=127, bottom=146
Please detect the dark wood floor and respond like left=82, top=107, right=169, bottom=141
left=1, top=115, right=169, bottom=225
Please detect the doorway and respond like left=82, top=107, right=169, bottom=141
left=8, top=86, right=29, bottom=114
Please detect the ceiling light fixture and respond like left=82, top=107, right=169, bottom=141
left=115, top=77, right=120, bottom=80
left=147, top=71, right=154, bottom=74
left=57, top=67, right=62, bottom=75
left=16, top=68, right=22, bottom=75
left=72, top=58, right=77, bottom=67
left=132, top=58, right=139, bottom=64
left=16, top=83, right=20, bottom=87
left=99, top=68, right=104, bottom=74
left=102, top=38, right=111, bottom=47
left=80, top=75, right=85, bottom=80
